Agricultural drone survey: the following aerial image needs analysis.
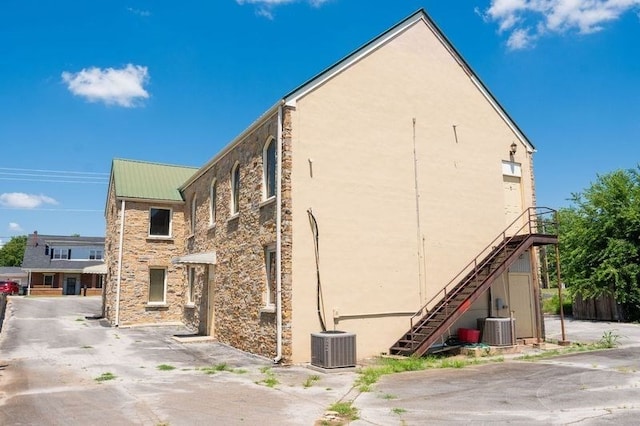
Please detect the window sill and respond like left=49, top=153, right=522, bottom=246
left=260, top=305, right=276, bottom=314
left=185, top=303, right=196, bottom=309
left=146, top=303, right=168, bottom=309
left=208, top=223, right=216, bottom=231
left=147, top=236, right=173, bottom=242
left=259, top=197, right=276, bottom=208
left=227, top=213, right=240, bottom=222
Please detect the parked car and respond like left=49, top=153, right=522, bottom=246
left=0, top=280, right=20, bottom=295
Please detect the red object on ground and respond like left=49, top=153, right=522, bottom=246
left=458, top=328, right=481, bottom=343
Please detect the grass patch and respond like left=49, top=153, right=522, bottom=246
left=380, top=393, right=397, bottom=400
left=303, top=374, right=321, bottom=388
left=200, top=362, right=238, bottom=375
left=157, top=364, right=176, bottom=371
left=256, top=367, right=279, bottom=388
left=95, top=372, right=116, bottom=382
left=328, top=401, right=359, bottom=422
left=520, top=331, right=623, bottom=362
left=391, top=407, right=407, bottom=415
left=354, top=355, right=500, bottom=392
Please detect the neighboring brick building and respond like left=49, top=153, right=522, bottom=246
left=104, top=9, right=556, bottom=364
left=21, top=232, right=106, bottom=296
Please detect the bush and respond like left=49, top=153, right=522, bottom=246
left=542, top=293, right=573, bottom=315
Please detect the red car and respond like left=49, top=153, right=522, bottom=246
left=0, top=280, right=20, bottom=295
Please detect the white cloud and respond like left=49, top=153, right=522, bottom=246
left=236, top=0, right=330, bottom=18
left=8, top=222, right=23, bottom=232
left=61, top=64, right=150, bottom=107
left=127, top=7, right=151, bottom=17
left=0, top=193, right=58, bottom=209
left=484, top=0, right=640, bottom=50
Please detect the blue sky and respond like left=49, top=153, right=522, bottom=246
left=1, top=0, right=639, bottom=243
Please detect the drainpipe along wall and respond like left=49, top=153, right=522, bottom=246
left=115, top=199, right=125, bottom=327
left=274, top=103, right=284, bottom=363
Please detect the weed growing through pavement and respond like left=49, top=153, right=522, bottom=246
left=380, top=393, right=397, bottom=400
left=303, top=374, right=321, bottom=388
left=200, top=363, right=242, bottom=375
left=75, top=318, right=84, bottom=322
left=256, top=367, right=279, bottom=388
left=392, top=407, right=407, bottom=415
left=519, top=332, right=623, bottom=362
left=81, top=345, right=93, bottom=349
left=157, top=364, right=176, bottom=371
left=95, top=372, right=116, bottom=382
left=328, top=401, right=359, bottom=421
left=598, top=330, right=622, bottom=348
left=354, top=355, right=501, bottom=392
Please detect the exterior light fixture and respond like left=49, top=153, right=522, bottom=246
left=509, top=142, right=517, bottom=156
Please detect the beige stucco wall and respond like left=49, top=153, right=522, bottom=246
left=104, top=182, right=188, bottom=326
left=288, top=21, right=536, bottom=361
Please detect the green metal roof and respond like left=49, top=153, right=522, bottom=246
left=111, top=158, right=198, bottom=202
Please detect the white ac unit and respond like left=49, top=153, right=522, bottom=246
left=311, top=331, right=356, bottom=368
left=481, top=318, right=515, bottom=346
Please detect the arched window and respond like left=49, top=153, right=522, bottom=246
left=263, top=137, right=277, bottom=200
left=209, top=179, right=217, bottom=226
left=231, top=163, right=240, bottom=215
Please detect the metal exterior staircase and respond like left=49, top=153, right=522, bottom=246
left=389, top=207, right=558, bottom=357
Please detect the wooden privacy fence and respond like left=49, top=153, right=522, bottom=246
left=572, top=293, right=624, bottom=321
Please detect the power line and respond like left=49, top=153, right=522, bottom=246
left=0, top=177, right=108, bottom=184
left=0, top=167, right=109, bottom=176
left=0, top=167, right=109, bottom=184
left=0, top=207, right=103, bottom=212
left=0, top=172, right=107, bottom=180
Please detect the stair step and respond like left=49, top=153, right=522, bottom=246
left=390, top=347, right=413, bottom=354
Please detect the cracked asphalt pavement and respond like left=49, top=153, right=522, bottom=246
left=1, top=296, right=640, bottom=425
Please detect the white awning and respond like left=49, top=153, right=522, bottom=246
left=171, top=252, right=217, bottom=265
left=83, top=263, right=107, bottom=274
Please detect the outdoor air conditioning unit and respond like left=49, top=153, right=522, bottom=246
left=481, top=317, right=515, bottom=346
left=311, top=331, right=356, bottom=369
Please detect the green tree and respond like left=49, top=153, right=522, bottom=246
left=559, top=168, right=640, bottom=320
left=0, top=235, right=27, bottom=266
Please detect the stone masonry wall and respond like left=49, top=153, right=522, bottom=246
left=182, top=108, right=294, bottom=361
left=104, top=180, right=187, bottom=326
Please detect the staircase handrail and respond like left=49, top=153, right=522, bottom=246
left=409, top=206, right=558, bottom=330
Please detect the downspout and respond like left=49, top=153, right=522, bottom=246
left=115, top=199, right=125, bottom=327
left=27, top=270, right=31, bottom=296
left=274, top=103, right=284, bottom=363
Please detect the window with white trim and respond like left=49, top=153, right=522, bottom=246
left=149, top=207, right=171, bottom=237
left=149, top=268, right=166, bottom=304
left=188, top=266, right=196, bottom=305
left=263, top=137, right=276, bottom=200
left=264, top=246, right=276, bottom=308
left=231, top=163, right=240, bottom=215
left=89, top=249, right=103, bottom=260
left=190, top=195, right=197, bottom=234
left=210, top=179, right=217, bottom=226
left=52, top=248, right=70, bottom=260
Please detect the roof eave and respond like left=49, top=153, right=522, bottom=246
left=180, top=101, right=283, bottom=191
